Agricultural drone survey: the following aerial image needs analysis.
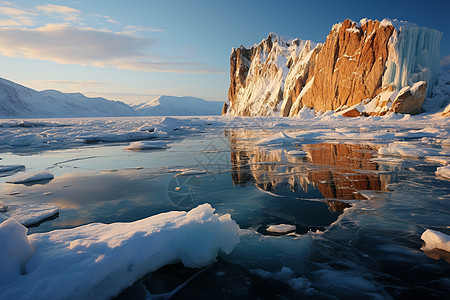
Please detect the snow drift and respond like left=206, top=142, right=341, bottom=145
left=0, top=204, right=240, bottom=300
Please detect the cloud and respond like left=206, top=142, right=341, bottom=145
left=0, top=16, right=34, bottom=26
left=0, top=6, right=32, bottom=16
left=0, top=24, right=224, bottom=74
left=36, top=4, right=80, bottom=22
left=124, top=25, right=165, bottom=32
left=30, top=79, right=109, bottom=88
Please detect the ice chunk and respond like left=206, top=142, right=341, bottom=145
left=2, top=203, right=59, bottom=226
left=266, top=224, right=296, bottom=233
left=8, top=133, right=44, bottom=146
left=421, top=229, right=450, bottom=252
left=6, top=170, right=54, bottom=184
left=0, top=204, right=239, bottom=299
left=123, top=140, right=168, bottom=150
left=286, top=150, right=307, bottom=156
left=0, top=165, right=25, bottom=172
left=436, top=165, right=450, bottom=180
left=255, top=132, right=294, bottom=146
left=0, top=216, right=33, bottom=283
left=378, top=142, right=444, bottom=158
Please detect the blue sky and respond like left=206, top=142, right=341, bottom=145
left=0, top=0, right=449, bottom=104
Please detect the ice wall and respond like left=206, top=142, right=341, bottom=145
left=382, top=22, right=442, bottom=97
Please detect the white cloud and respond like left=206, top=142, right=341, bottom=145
left=0, top=16, right=34, bottom=26
left=36, top=4, right=80, bottom=22
left=0, top=24, right=224, bottom=74
left=0, top=6, right=32, bottom=16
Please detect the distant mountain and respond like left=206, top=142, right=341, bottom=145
left=134, top=95, right=223, bottom=116
left=0, top=77, right=136, bottom=118
left=0, top=77, right=222, bottom=118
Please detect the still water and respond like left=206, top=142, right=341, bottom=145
left=1, top=127, right=449, bottom=299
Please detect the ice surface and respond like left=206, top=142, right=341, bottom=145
left=421, top=229, right=450, bottom=252
left=2, top=203, right=59, bottom=226
left=0, top=204, right=239, bottom=299
left=435, top=165, right=450, bottom=179
left=123, top=140, right=168, bottom=150
left=6, top=170, right=54, bottom=184
left=286, top=150, right=307, bottom=156
left=9, top=133, right=44, bottom=146
left=266, top=224, right=296, bottom=233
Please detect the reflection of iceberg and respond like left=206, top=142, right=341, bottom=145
left=228, top=130, right=396, bottom=201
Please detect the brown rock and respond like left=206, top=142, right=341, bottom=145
left=391, top=81, right=427, bottom=115
left=341, top=107, right=362, bottom=117
left=442, top=104, right=450, bottom=117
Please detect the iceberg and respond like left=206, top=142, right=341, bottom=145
left=0, top=204, right=239, bottom=300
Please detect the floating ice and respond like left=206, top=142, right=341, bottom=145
left=286, top=150, right=307, bottom=156
left=123, top=140, right=168, bottom=150
left=255, top=132, right=294, bottom=146
left=435, top=165, right=450, bottom=180
left=2, top=203, right=59, bottom=226
left=378, top=142, right=444, bottom=158
left=0, top=204, right=239, bottom=300
left=421, top=229, right=450, bottom=252
left=80, top=131, right=157, bottom=143
left=6, top=170, right=54, bottom=184
left=8, top=133, right=44, bottom=146
left=0, top=165, right=25, bottom=172
left=266, top=224, right=296, bottom=233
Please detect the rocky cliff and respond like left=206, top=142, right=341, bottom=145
left=224, top=19, right=443, bottom=117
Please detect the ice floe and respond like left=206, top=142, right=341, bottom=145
left=0, top=165, right=25, bottom=172
left=6, top=170, right=54, bottom=184
left=123, top=140, right=168, bottom=150
left=421, top=229, right=450, bottom=252
left=2, top=203, right=59, bottom=226
left=0, top=204, right=239, bottom=299
left=435, top=165, right=450, bottom=179
left=266, top=224, right=296, bottom=233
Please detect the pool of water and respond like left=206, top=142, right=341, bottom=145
left=1, top=125, right=449, bottom=299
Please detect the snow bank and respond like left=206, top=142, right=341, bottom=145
left=436, top=165, right=450, bottom=179
left=421, top=229, right=450, bottom=252
left=0, top=216, right=33, bottom=283
left=123, top=140, right=168, bottom=150
left=266, top=224, right=296, bottom=233
left=2, top=203, right=59, bottom=226
left=6, top=170, right=54, bottom=184
left=0, top=204, right=240, bottom=300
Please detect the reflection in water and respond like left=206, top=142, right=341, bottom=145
left=228, top=130, right=397, bottom=203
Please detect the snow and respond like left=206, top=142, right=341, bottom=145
left=6, top=170, right=54, bottom=184
left=123, top=140, right=168, bottom=150
left=2, top=203, right=59, bottom=226
left=0, top=204, right=239, bottom=300
left=286, top=150, right=307, bottom=156
left=266, top=224, right=296, bottom=233
left=421, top=229, right=450, bottom=252
left=436, top=165, right=450, bottom=179
left=9, top=133, right=44, bottom=146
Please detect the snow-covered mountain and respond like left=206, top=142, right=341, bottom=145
left=0, top=78, right=222, bottom=118
left=0, top=77, right=136, bottom=118
left=134, top=95, right=222, bottom=116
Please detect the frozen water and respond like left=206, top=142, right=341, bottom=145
left=436, top=165, right=450, bottom=179
left=421, top=229, right=450, bottom=252
left=266, top=224, right=296, bottom=233
left=123, top=141, right=168, bottom=150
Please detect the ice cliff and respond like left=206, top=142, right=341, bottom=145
left=224, top=18, right=443, bottom=117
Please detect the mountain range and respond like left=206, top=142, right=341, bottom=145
left=0, top=77, right=222, bottom=118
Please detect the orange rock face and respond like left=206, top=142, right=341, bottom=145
left=290, top=19, right=394, bottom=115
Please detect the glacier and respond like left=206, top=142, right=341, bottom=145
left=382, top=20, right=443, bottom=97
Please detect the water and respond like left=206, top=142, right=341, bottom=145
left=1, top=118, right=449, bottom=299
